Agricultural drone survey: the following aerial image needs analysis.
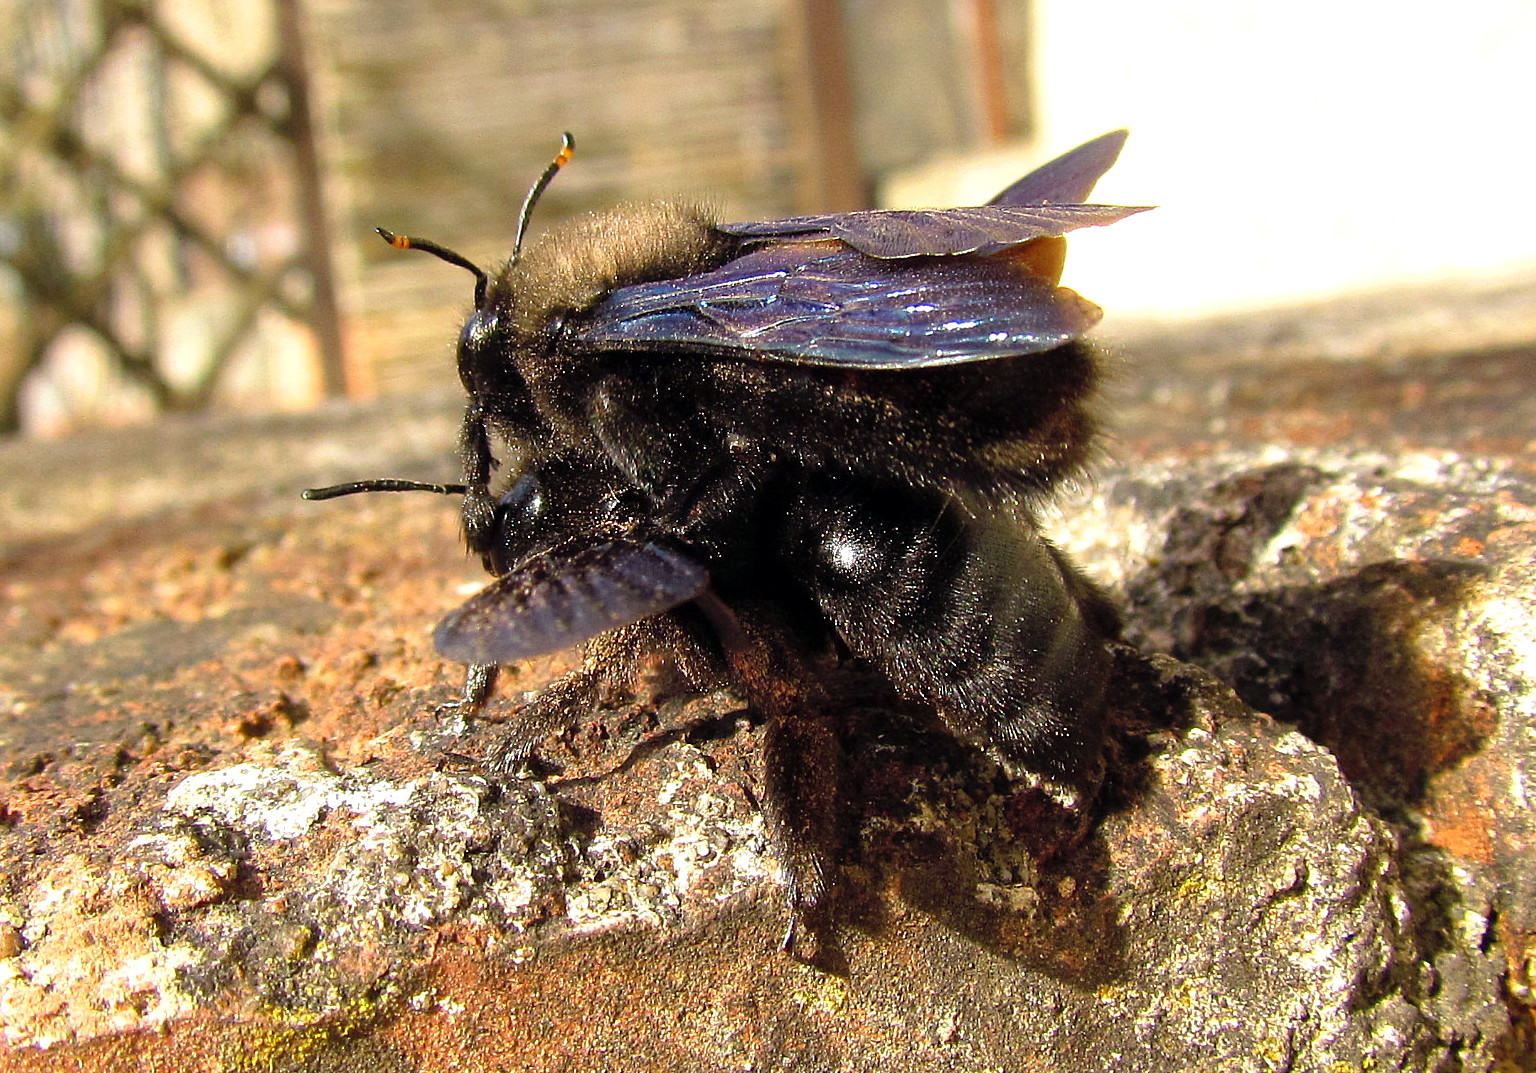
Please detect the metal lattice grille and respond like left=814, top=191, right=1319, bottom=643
left=0, top=0, right=344, bottom=434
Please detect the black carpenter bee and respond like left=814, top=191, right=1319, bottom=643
left=305, top=130, right=1148, bottom=951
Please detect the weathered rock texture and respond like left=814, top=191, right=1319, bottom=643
left=1, top=279, right=1533, bottom=1070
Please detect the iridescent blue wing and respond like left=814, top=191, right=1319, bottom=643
left=718, top=130, right=1147, bottom=259
left=433, top=538, right=709, bottom=665
left=569, top=241, right=1102, bottom=370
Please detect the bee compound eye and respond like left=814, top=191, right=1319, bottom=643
left=501, top=472, right=545, bottom=509
left=494, top=474, right=548, bottom=539
left=459, top=309, right=499, bottom=351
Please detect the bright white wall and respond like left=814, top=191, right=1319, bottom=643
left=1031, top=1, right=1536, bottom=318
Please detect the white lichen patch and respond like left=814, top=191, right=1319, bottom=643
left=565, top=745, right=769, bottom=935
left=1465, top=584, right=1536, bottom=695
left=163, top=742, right=568, bottom=934
left=165, top=740, right=417, bottom=842
left=0, top=741, right=579, bottom=1048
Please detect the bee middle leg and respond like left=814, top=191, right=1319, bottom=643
left=692, top=593, right=845, bottom=955
left=468, top=617, right=724, bottom=776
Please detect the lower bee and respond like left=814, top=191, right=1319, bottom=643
left=305, top=130, right=1147, bottom=952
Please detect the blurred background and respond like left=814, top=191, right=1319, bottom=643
left=1, top=0, right=1533, bottom=437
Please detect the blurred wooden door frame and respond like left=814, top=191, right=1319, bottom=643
left=782, top=0, right=1035, bottom=213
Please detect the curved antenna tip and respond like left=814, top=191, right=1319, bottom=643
left=513, top=133, right=579, bottom=261
left=372, top=229, right=487, bottom=304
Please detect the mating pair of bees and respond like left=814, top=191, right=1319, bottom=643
left=306, top=130, right=1148, bottom=950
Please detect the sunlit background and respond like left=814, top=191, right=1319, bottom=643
left=3, top=0, right=1533, bottom=436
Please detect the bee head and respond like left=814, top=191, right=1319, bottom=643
left=375, top=134, right=576, bottom=396
left=375, top=133, right=728, bottom=407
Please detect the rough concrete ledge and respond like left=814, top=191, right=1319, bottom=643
left=1, top=276, right=1533, bottom=1071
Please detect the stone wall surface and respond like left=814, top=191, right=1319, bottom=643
left=0, top=277, right=1533, bottom=1069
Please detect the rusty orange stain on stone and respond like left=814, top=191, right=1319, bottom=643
left=1295, top=501, right=1343, bottom=540
left=1423, top=762, right=1497, bottom=865
left=1453, top=536, right=1486, bottom=558
left=1487, top=522, right=1536, bottom=547
left=1291, top=500, right=1347, bottom=574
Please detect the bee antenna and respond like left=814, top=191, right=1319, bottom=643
left=302, top=479, right=469, bottom=501
left=376, top=228, right=490, bottom=306
left=512, top=132, right=575, bottom=263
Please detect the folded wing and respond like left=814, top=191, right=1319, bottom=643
left=434, top=538, right=710, bottom=665
left=571, top=242, right=1103, bottom=370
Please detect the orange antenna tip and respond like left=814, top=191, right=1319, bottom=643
left=375, top=227, right=411, bottom=250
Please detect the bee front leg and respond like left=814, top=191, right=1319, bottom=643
left=475, top=620, right=717, bottom=778
left=482, top=666, right=605, bottom=777
left=586, top=376, right=749, bottom=524
left=457, top=404, right=500, bottom=563
left=433, top=662, right=499, bottom=737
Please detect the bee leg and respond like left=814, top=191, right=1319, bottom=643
left=433, top=661, right=500, bottom=736
left=456, top=404, right=500, bottom=563
left=478, top=618, right=721, bottom=777
left=587, top=378, right=774, bottom=534
left=587, top=376, right=706, bottom=510
left=483, top=666, right=604, bottom=777
left=761, top=694, right=843, bottom=955
left=693, top=593, right=843, bottom=957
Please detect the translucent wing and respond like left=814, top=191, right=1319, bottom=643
left=718, top=130, right=1146, bottom=259
left=434, top=538, right=709, bottom=665
left=719, top=203, right=1147, bottom=260
left=570, top=241, right=1103, bottom=370
left=987, top=129, right=1129, bottom=206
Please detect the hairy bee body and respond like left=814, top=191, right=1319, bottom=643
left=309, top=131, right=1147, bottom=952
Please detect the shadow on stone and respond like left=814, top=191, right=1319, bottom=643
left=1178, top=559, right=1491, bottom=812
